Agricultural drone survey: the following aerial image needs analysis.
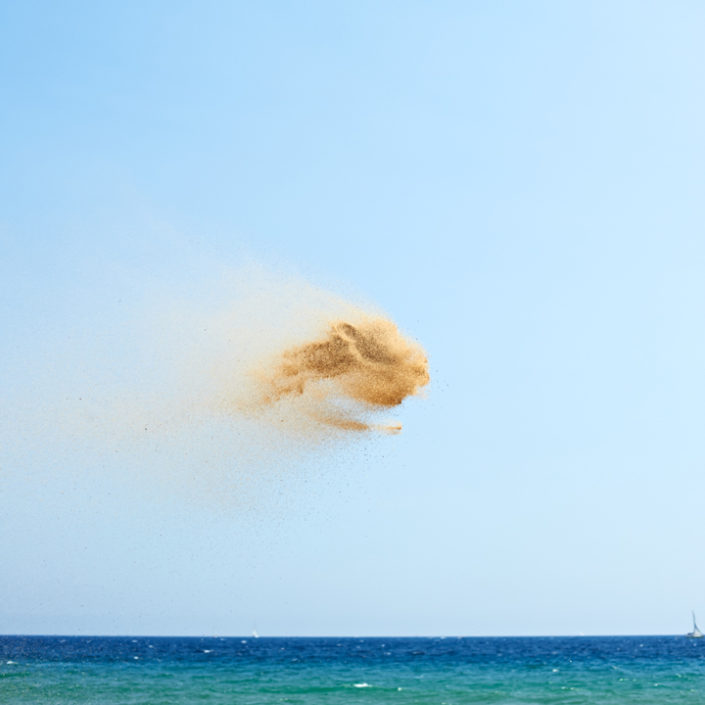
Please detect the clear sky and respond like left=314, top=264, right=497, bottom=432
left=2, top=1, right=705, bottom=636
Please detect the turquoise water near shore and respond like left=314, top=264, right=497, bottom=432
left=2, top=635, right=704, bottom=703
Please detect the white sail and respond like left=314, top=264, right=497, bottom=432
left=687, top=611, right=703, bottom=638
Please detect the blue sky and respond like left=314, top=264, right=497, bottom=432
left=2, top=0, right=705, bottom=636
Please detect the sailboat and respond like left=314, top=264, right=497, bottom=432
left=687, top=612, right=703, bottom=638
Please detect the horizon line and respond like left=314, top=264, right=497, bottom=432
left=0, top=632, right=687, bottom=639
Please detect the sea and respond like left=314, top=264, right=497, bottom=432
left=1, top=635, right=704, bottom=704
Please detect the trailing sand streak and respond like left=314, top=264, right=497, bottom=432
left=252, top=316, right=429, bottom=432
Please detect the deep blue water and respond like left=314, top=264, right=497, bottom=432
left=2, top=635, right=704, bottom=703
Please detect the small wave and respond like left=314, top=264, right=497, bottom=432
left=353, top=683, right=371, bottom=688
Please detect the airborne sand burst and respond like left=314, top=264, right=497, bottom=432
left=248, top=316, right=429, bottom=432
left=0, top=267, right=430, bottom=508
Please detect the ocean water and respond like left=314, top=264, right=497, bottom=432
left=1, top=635, right=704, bottom=704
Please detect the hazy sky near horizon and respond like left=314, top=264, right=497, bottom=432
left=2, top=1, right=705, bottom=636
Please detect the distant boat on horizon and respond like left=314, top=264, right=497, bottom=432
left=687, top=611, right=703, bottom=638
